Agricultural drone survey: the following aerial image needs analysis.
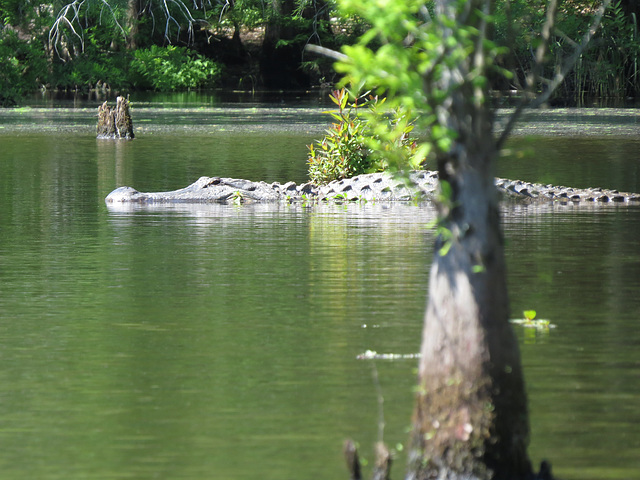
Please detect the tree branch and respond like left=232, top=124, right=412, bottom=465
left=49, top=0, right=208, bottom=54
left=530, top=0, right=611, bottom=108
left=304, top=43, right=348, bottom=61
left=496, top=0, right=612, bottom=149
left=49, top=0, right=126, bottom=55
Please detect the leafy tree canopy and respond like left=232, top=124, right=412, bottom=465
left=0, top=0, right=634, bottom=103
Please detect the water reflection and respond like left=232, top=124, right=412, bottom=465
left=2, top=101, right=640, bottom=479
left=503, top=204, right=640, bottom=479
left=98, top=201, right=433, bottom=479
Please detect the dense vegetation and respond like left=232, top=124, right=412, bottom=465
left=307, top=88, right=420, bottom=184
left=1, top=0, right=638, bottom=106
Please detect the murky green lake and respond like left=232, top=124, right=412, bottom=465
left=1, top=93, right=639, bottom=479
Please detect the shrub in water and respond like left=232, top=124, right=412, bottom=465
left=307, top=88, right=419, bottom=185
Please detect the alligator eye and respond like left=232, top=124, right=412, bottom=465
left=205, top=177, right=221, bottom=187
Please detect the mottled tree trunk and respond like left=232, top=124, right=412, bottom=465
left=126, top=0, right=140, bottom=50
left=406, top=1, right=532, bottom=478
left=407, top=154, right=531, bottom=479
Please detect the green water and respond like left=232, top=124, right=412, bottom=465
left=1, top=96, right=640, bottom=479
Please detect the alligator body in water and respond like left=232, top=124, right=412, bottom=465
left=105, top=170, right=640, bottom=206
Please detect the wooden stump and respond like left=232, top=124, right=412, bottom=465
left=372, top=442, right=391, bottom=480
left=343, top=440, right=391, bottom=480
left=343, top=440, right=361, bottom=480
left=97, top=96, right=134, bottom=139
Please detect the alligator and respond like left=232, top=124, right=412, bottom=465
left=105, top=170, right=640, bottom=205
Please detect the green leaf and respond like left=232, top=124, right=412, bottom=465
left=472, top=264, right=486, bottom=273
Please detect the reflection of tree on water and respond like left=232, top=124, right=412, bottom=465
left=503, top=204, right=640, bottom=477
left=308, top=203, right=434, bottom=347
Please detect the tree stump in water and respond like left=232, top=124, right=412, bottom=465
left=372, top=442, right=391, bottom=480
left=343, top=440, right=361, bottom=480
left=97, top=96, right=134, bottom=139
left=343, top=439, right=391, bottom=480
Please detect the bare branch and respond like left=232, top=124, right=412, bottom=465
left=49, top=0, right=126, bottom=56
left=49, top=0, right=208, bottom=54
left=304, top=44, right=348, bottom=61
left=554, top=27, right=578, bottom=48
left=419, top=4, right=432, bottom=22
left=49, top=2, right=86, bottom=56
left=496, top=0, right=560, bottom=145
left=97, top=0, right=127, bottom=39
left=218, top=0, right=232, bottom=23
left=157, top=0, right=210, bottom=44
left=527, top=0, right=558, bottom=90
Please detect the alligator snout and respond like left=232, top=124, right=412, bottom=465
left=105, top=186, right=141, bottom=203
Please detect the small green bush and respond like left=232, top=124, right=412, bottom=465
left=129, top=45, right=222, bottom=91
left=307, top=88, right=419, bottom=185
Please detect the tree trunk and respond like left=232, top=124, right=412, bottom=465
left=407, top=154, right=531, bottom=479
left=126, top=0, right=140, bottom=50
left=406, top=1, right=532, bottom=478
left=260, top=0, right=311, bottom=88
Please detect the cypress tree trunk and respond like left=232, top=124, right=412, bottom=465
left=406, top=1, right=532, bottom=478
left=407, top=146, right=532, bottom=479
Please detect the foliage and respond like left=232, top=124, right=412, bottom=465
left=307, top=88, right=372, bottom=184
left=129, top=45, right=222, bottom=91
left=0, top=0, right=635, bottom=101
left=334, top=0, right=506, bottom=167
left=0, top=29, right=48, bottom=106
left=564, top=0, right=640, bottom=99
left=230, top=190, right=244, bottom=205
left=50, top=40, right=130, bottom=90
left=0, top=1, right=52, bottom=104
left=307, top=88, right=419, bottom=185
left=1, top=0, right=53, bottom=30
left=211, top=0, right=264, bottom=29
